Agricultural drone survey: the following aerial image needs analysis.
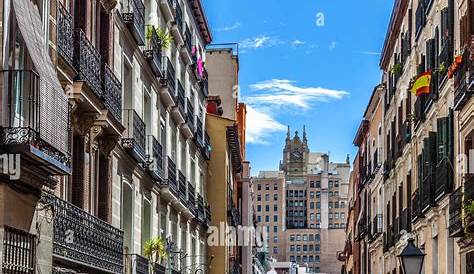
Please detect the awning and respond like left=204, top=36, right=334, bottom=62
left=12, top=0, right=69, bottom=155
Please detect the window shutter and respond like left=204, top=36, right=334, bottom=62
left=437, top=117, right=448, bottom=162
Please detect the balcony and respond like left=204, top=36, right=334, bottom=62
left=159, top=0, right=175, bottom=21
left=421, top=167, right=436, bottom=213
left=171, top=81, right=186, bottom=124
left=229, top=205, right=241, bottom=226
left=369, top=214, right=382, bottom=242
left=160, top=57, right=176, bottom=107
left=188, top=182, right=196, bottom=216
left=122, top=0, right=145, bottom=46
left=0, top=70, right=71, bottom=178
left=196, top=194, right=205, bottom=223
left=124, top=253, right=149, bottom=274
left=43, top=192, right=124, bottom=273
left=202, top=131, right=211, bottom=160
left=166, top=157, right=178, bottom=197
left=182, top=100, right=195, bottom=138
left=102, top=64, right=123, bottom=122
left=180, top=24, right=193, bottom=64
left=143, top=26, right=163, bottom=77
left=57, top=3, right=73, bottom=66
left=449, top=177, right=474, bottom=237
left=393, top=216, right=400, bottom=242
left=178, top=171, right=187, bottom=205
left=454, top=44, right=474, bottom=110
left=170, top=2, right=184, bottom=46
left=400, top=208, right=411, bottom=233
left=122, top=109, right=147, bottom=163
left=411, top=189, right=422, bottom=222
left=146, top=135, right=164, bottom=182
left=194, top=119, right=205, bottom=149
left=357, top=216, right=368, bottom=239
left=435, top=158, right=453, bottom=202
left=73, top=29, right=102, bottom=97
left=438, top=40, right=453, bottom=86
left=198, top=68, right=209, bottom=97
left=2, top=226, right=36, bottom=274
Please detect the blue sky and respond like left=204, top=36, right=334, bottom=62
left=202, top=0, right=394, bottom=174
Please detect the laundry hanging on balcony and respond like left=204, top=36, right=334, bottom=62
left=410, top=71, right=432, bottom=96
left=11, top=0, right=70, bottom=155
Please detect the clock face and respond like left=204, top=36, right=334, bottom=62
left=291, top=151, right=302, bottom=161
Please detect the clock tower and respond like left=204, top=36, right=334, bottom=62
left=280, top=126, right=309, bottom=178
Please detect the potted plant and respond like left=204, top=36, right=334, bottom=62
left=144, top=237, right=168, bottom=271
left=391, top=63, right=403, bottom=76
left=465, top=200, right=474, bottom=235
left=156, top=28, right=172, bottom=50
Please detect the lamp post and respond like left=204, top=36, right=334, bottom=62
left=398, top=238, right=425, bottom=274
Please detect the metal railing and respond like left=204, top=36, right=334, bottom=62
left=57, top=3, right=73, bottom=65
left=122, top=109, right=147, bottom=161
left=73, top=29, right=102, bottom=97
left=174, top=2, right=183, bottom=35
left=146, top=135, right=163, bottom=175
left=178, top=171, right=187, bottom=204
left=122, top=0, right=145, bottom=45
left=188, top=182, right=196, bottom=215
left=124, top=253, right=149, bottom=274
left=411, top=189, right=422, bottom=222
left=144, top=26, right=163, bottom=76
left=167, top=157, right=178, bottom=196
left=102, top=64, right=123, bottom=122
left=184, top=24, right=192, bottom=54
left=163, top=57, right=176, bottom=97
left=195, top=119, right=204, bottom=149
left=2, top=226, right=36, bottom=274
left=186, top=100, right=195, bottom=132
left=43, top=192, right=124, bottom=273
left=177, top=82, right=186, bottom=117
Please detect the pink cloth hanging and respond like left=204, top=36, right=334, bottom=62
left=197, top=57, right=204, bottom=77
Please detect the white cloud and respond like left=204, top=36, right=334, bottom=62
left=240, top=35, right=281, bottom=49
left=329, top=41, right=337, bottom=50
left=247, top=79, right=348, bottom=109
left=215, top=22, right=241, bottom=32
left=246, top=105, right=286, bottom=144
left=358, top=51, right=381, bottom=55
left=291, top=40, right=306, bottom=46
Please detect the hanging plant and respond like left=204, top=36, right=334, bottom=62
left=156, top=27, right=173, bottom=50
left=438, top=62, right=447, bottom=74
left=145, top=25, right=155, bottom=40
left=390, top=63, right=403, bottom=76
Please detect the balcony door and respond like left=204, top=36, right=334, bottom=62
left=122, top=180, right=134, bottom=253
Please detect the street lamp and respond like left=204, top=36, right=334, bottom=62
left=397, top=238, right=425, bottom=274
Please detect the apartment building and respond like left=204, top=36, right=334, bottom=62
left=0, top=0, right=215, bottom=273
left=346, top=0, right=474, bottom=273
left=254, top=128, right=350, bottom=274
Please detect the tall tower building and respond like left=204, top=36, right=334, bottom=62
left=254, top=127, right=349, bottom=274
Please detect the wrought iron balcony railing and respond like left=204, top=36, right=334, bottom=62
left=229, top=205, right=241, bottom=226
left=178, top=171, right=187, bottom=204
left=197, top=194, right=205, bottom=223
left=370, top=214, right=382, bottom=241
left=174, top=2, right=183, bottom=35
left=435, top=158, right=453, bottom=202
left=186, top=100, right=195, bottom=133
left=122, top=0, right=145, bottom=45
left=454, top=43, right=474, bottom=110
left=124, top=253, right=149, bottom=274
left=102, top=63, right=123, bottom=122
left=146, top=135, right=164, bottom=181
left=357, top=216, right=368, bottom=239
left=42, top=192, right=124, bottom=273
left=421, top=167, right=436, bottom=213
left=184, top=24, right=192, bottom=54
left=161, top=57, right=176, bottom=100
left=188, top=182, right=196, bottom=215
left=167, top=157, right=178, bottom=196
left=400, top=208, right=411, bottom=232
left=177, top=82, right=186, bottom=117
left=449, top=177, right=474, bottom=237
left=122, top=109, right=147, bottom=163
left=154, top=264, right=166, bottom=274
left=199, top=69, right=209, bottom=97
left=438, top=40, right=453, bottom=85
left=202, top=131, right=211, bottom=160
left=411, top=189, right=422, bottom=222
left=0, top=70, right=71, bottom=177
left=73, top=29, right=102, bottom=97
left=195, top=119, right=205, bottom=149
left=144, top=26, right=163, bottom=77
left=57, top=3, right=73, bottom=65
left=2, top=226, right=36, bottom=274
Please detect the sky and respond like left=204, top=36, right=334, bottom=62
left=202, top=0, right=394, bottom=174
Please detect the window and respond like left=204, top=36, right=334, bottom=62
left=273, top=247, right=278, bottom=254
left=310, top=202, right=314, bottom=209
left=257, top=184, right=261, bottom=190
left=257, top=195, right=261, bottom=201
left=316, top=213, right=321, bottom=220
left=329, top=202, right=333, bottom=208
left=316, top=191, right=321, bottom=197
left=274, top=205, right=278, bottom=211
left=329, top=191, right=333, bottom=197
left=257, top=216, right=261, bottom=222
left=299, top=190, right=304, bottom=197
left=315, top=234, right=320, bottom=241
left=273, top=194, right=278, bottom=201
left=288, top=190, right=293, bottom=197
left=265, top=215, right=270, bottom=222
left=296, top=245, right=301, bottom=252
left=315, top=245, right=320, bottom=252
left=309, top=245, right=314, bottom=252
left=265, top=194, right=270, bottom=201
left=341, top=201, right=346, bottom=208
left=315, top=255, right=320, bottom=262
left=334, top=213, right=339, bottom=219
left=341, top=213, right=345, bottom=219
left=328, top=181, right=333, bottom=188
left=265, top=205, right=270, bottom=212
left=310, top=213, right=315, bottom=220
left=309, top=255, right=314, bottom=262
left=329, top=213, right=333, bottom=219
left=290, top=234, right=295, bottom=241
left=316, top=181, right=321, bottom=188
left=335, top=201, right=339, bottom=208
left=335, top=191, right=339, bottom=196
left=309, top=234, right=314, bottom=241
left=274, top=215, right=278, bottom=222
left=334, top=180, right=339, bottom=187
left=329, top=223, right=333, bottom=228
left=274, top=183, right=278, bottom=190
left=316, top=223, right=320, bottom=228
left=303, top=255, right=307, bottom=262
left=310, top=181, right=314, bottom=187
left=273, top=226, right=278, bottom=233
left=265, top=184, right=269, bottom=190
left=296, top=235, right=301, bottom=241
left=257, top=205, right=261, bottom=212
left=290, top=256, right=295, bottom=262
left=316, top=202, right=321, bottom=208
left=310, top=191, right=315, bottom=199
left=273, top=236, right=278, bottom=243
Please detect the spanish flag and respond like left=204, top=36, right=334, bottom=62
left=410, top=71, right=432, bottom=96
